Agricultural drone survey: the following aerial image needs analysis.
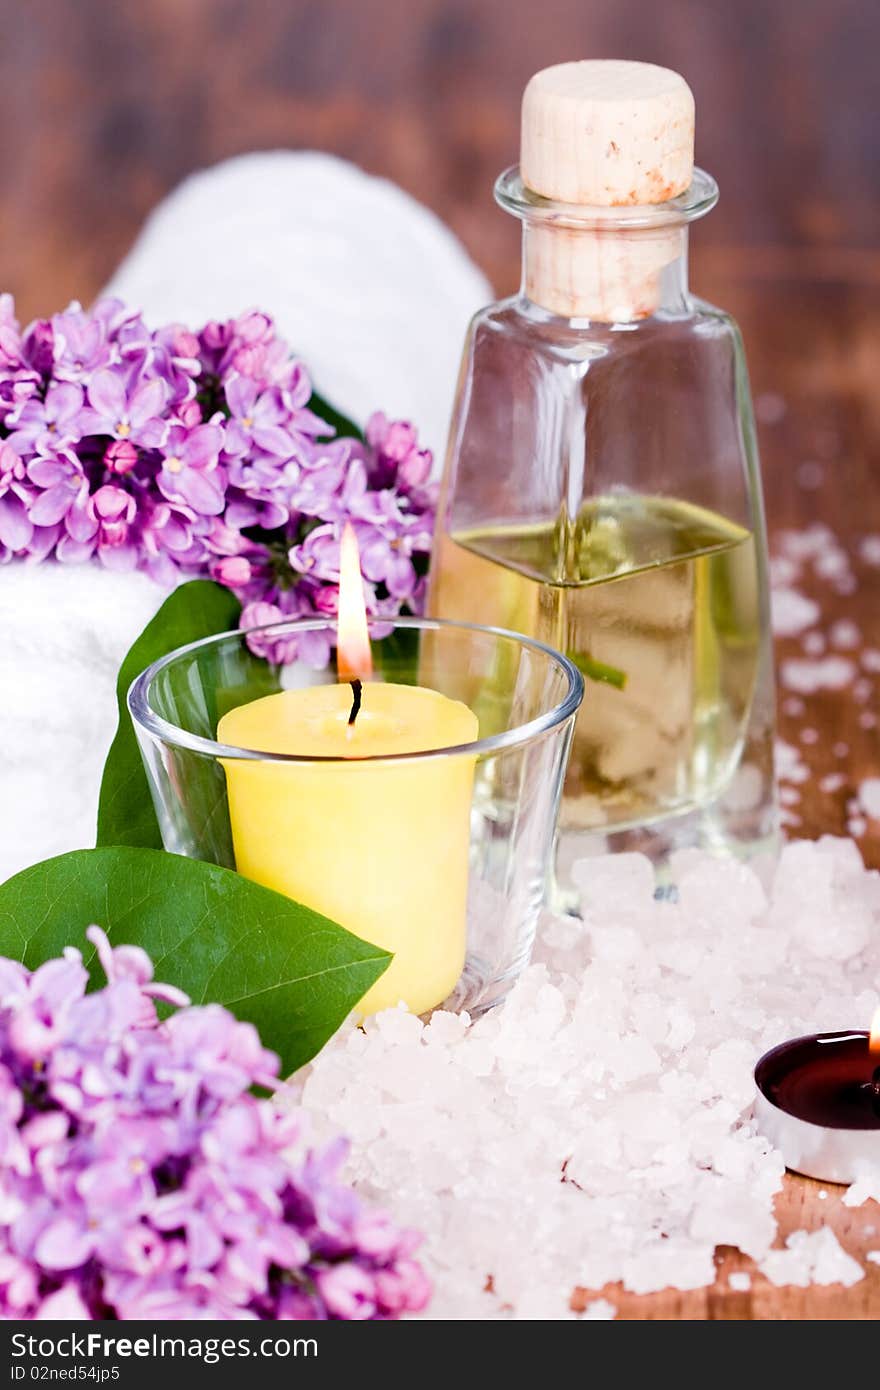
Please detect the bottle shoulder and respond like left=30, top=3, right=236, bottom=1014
left=465, top=295, right=742, bottom=367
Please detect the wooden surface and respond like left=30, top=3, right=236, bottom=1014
left=575, top=1177, right=880, bottom=1319
left=3, top=0, right=880, bottom=1321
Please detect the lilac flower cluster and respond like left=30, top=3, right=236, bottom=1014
left=0, top=930, right=430, bottom=1320
left=0, top=295, right=435, bottom=665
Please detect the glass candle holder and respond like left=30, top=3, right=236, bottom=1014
left=128, top=617, right=583, bottom=1017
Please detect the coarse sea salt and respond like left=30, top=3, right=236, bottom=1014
left=290, top=836, right=880, bottom=1319
left=776, top=739, right=810, bottom=790
left=859, top=537, right=880, bottom=567
left=781, top=656, right=856, bottom=694
left=831, top=620, right=861, bottom=650
left=759, top=1229, right=864, bottom=1289
left=771, top=589, right=820, bottom=638
left=859, top=779, right=880, bottom=822
left=580, top=1298, right=617, bottom=1320
left=842, top=1170, right=880, bottom=1207
left=820, top=774, right=846, bottom=795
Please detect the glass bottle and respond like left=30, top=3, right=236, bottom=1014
left=427, top=62, right=777, bottom=866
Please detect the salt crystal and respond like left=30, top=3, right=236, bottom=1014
left=814, top=549, right=851, bottom=581
left=783, top=696, right=805, bottom=716
left=860, top=712, right=877, bottom=730
left=760, top=1229, right=864, bottom=1288
left=862, top=649, right=880, bottom=673
left=690, top=1188, right=775, bottom=1259
left=425, top=1010, right=470, bottom=1046
left=848, top=817, right=868, bottom=838
left=802, top=632, right=826, bottom=656
left=781, top=656, right=855, bottom=693
left=587, top=925, right=642, bottom=967
left=834, top=742, right=850, bottom=758
left=775, top=739, right=811, bottom=784
left=771, top=589, right=820, bottom=637
left=370, top=1006, right=425, bottom=1047
left=706, top=1040, right=762, bottom=1109
left=859, top=536, right=880, bottom=567
left=622, top=1241, right=715, bottom=1294
left=728, top=1271, right=752, bottom=1292
left=770, top=556, right=800, bottom=587
left=858, top=779, right=880, bottom=820
left=511, top=1285, right=578, bottom=1320
left=800, top=728, right=819, bottom=745
left=843, top=1170, right=880, bottom=1207
left=573, top=852, right=656, bottom=916
left=867, top=1252, right=880, bottom=1265
left=831, top=619, right=861, bottom=649
left=677, top=858, right=767, bottom=927
left=819, top=773, right=846, bottom=794
left=777, top=524, right=834, bottom=561
left=580, top=1298, right=617, bottom=1320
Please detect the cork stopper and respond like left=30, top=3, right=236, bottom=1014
left=522, top=60, right=694, bottom=207
left=518, top=61, right=696, bottom=321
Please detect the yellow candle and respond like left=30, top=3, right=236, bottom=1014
left=217, top=680, right=478, bottom=1016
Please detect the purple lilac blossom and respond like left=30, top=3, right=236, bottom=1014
left=0, top=296, right=436, bottom=667
left=0, top=930, right=430, bottom=1321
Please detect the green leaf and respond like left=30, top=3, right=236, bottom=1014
left=309, top=389, right=363, bottom=442
left=373, top=623, right=422, bottom=683
left=568, top=651, right=628, bottom=691
left=0, top=848, right=390, bottom=1075
left=96, top=580, right=242, bottom=850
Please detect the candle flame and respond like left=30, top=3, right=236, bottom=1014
left=870, top=1006, right=880, bottom=1055
left=337, top=523, right=373, bottom=683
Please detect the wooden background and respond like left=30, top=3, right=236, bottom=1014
left=3, top=0, right=879, bottom=1320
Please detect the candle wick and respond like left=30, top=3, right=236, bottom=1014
left=871, top=1063, right=880, bottom=1109
left=348, top=679, right=362, bottom=728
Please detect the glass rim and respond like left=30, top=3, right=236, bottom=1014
left=127, top=614, right=585, bottom=765
left=494, top=164, right=719, bottom=231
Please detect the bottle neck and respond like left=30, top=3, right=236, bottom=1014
left=521, top=221, right=690, bottom=322
left=494, top=165, right=718, bottom=326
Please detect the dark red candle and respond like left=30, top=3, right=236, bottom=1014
left=754, top=1028, right=880, bottom=1183
left=756, top=1032, right=880, bottom=1130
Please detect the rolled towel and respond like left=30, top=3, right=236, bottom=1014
left=106, top=150, right=490, bottom=458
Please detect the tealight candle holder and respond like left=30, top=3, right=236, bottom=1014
left=754, top=1031, right=880, bottom=1184
left=128, top=616, right=583, bottom=1018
